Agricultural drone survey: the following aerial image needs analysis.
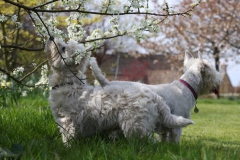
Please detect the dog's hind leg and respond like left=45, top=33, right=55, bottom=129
left=90, top=57, right=109, bottom=87
left=119, top=115, right=154, bottom=138
left=119, top=92, right=193, bottom=138
left=152, top=93, right=194, bottom=128
left=169, top=128, right=182, bottom=142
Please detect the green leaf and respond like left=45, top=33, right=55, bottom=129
left=11, top=143, right=24, bottom=154
left=0, top=147, right=18, bottom=158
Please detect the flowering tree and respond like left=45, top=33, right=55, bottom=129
left=0, top=0, right=202, bottom=105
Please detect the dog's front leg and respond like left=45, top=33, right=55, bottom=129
left=89, top=57, right=109, bottom=87
left=169, top=128, right=182, bottom=143
left=57, top=117, right=76, bottom=145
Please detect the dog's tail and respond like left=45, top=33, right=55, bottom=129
left=155, top=95, right=194, bottom=128
left=90, top=57, right=109, bottom=87
left=162, top=115, right=194, bottom=128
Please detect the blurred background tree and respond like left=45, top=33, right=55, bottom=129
left=0, top=0, right=44, bottom=72
left=148, top=0, right=240, bottom=71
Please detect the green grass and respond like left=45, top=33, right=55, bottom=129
left=0, top=96, right=239, bottom=159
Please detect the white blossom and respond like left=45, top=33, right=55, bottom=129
left=75, top=54, right=82, bottom=64
left=103, top=31, right=111, bottom=37
left=32, top=63, right=36, bottom=67
left=15, top=22, right=22, bottom=28
left=190, top=2, right=198, bottom=7
left=67, top=23, right=85, bottom=41
left=61, top=0, right=89, bottom=9
left=13, top=67, right=24, bottom=75
left=65, top=56, right=73, bottom=64
left=11, top=15, right=17, bottom=22
left=21, top=90, right=27, bottom=97
left=18, top=67, right=24, bottom=73
left=0, top=79, right=11, bottom=87
left=45, top=2, right=54, bottom=10
left=0, top=14, right=8, bottom=22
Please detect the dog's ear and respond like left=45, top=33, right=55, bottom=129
left=184, top=50, right=193, bottom=63
left=198, top=51, right=204, bottom=64
left=198, top=51, right=206, bottom=73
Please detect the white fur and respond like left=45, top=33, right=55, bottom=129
left=90, top=51, right=222, bottom=142
left=45, top=38, right=193, bottom=144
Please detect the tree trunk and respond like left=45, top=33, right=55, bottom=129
left=213, top=47, right=220, bottom=99
left=114, top=52, right=120, bottom=80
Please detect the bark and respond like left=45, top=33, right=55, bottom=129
left=213, top=46, right=220, bottom=99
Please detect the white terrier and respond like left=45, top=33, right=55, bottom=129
left=45, top=38, right=193, bottom=144
left=90, top=51, right=222, bottom=142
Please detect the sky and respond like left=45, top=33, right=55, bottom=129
left=227, top=62, right=240, bottom=87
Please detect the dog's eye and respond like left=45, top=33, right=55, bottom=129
left=62, top=47, right=66, bottom=52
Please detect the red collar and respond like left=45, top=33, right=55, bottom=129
left=179, top=79, right=198, bottom=100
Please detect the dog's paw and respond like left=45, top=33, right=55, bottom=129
left=89, top=57, right=99, bottom=70
left=90, top=57, right=97, bottom=64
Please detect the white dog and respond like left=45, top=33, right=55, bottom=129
left=90, top=51, right=222, bottom=142
left=45, top=37, right=194, bottom=144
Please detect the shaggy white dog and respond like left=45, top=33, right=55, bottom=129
left=45, top=38, right=193, bottom=144
left=90, top=51, right=222, bottom=142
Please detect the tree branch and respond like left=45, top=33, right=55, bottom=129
left=32, top=0, right=59, bottom=9
left=0, top=68, right=36, bottom=87
left=1, top=0, right=203, bottom=88
left=3, top=0, right=201, bottom=17
left=20, top=60, right=47, bottom=82
left=1, top=44, right=44, bottom=51
left=224, top=38, right=240, bottom=49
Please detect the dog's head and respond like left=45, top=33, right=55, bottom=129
left=45, top=37, right=87, bottom=73
left=183, top=51, right=223, bottom=95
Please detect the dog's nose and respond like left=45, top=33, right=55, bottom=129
left=49, top=36, right=54, bottom=41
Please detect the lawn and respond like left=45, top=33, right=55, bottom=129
left=0, top=95, right=239, bottom=159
